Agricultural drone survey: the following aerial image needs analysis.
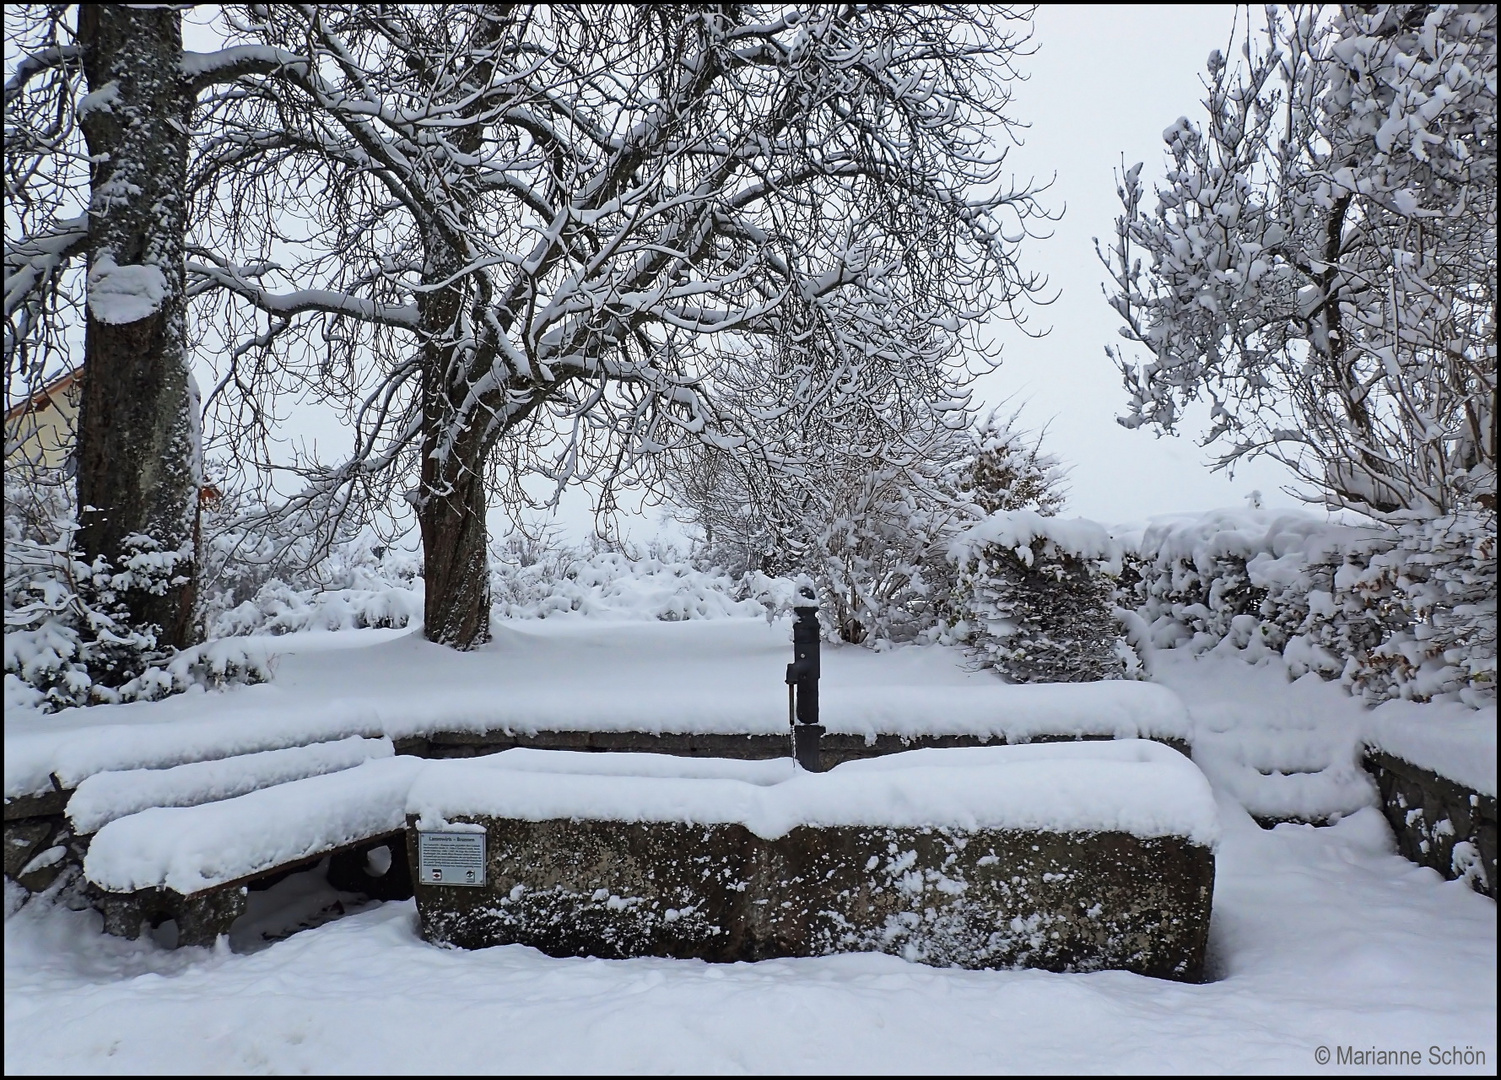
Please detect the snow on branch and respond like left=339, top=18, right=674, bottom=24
left=180, top=44, right=309, bottom=93
left=187, top=262, right=419, bottom=329
left=2, top=44, right=81, bottom=105
left=3, top=215, right=88, bottom=324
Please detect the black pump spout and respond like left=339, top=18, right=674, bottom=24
left=786, top=585, right=823, bottom=770
left=786, top=587, right=820, bottom=725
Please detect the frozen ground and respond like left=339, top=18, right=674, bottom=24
left=5, top=641, right=1496, bottom=1074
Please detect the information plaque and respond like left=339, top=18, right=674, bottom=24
left=417, top=830, right=486, bottom=887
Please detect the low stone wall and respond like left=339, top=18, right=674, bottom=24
left=411, top=816, right=1214, bottom=981
left=3, top=788, right=77, bottom=895
left=1364, top=750, right=1497, bottom=898
left=393, top=728, right=1191, bottom=765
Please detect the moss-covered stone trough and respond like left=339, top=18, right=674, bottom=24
left=406, top=741, right=1218, bottom=981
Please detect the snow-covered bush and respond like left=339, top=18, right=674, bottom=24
left=668, top=372, right=974, bottom=644
left=205, top=538, right=423, bottom=637
left=195, top=471, right=412, bottom=634
left=489, top=538, right=761, bottom=622
left=801, top=456, right=963, bottom=646
left=201, top=532, right=768, bottom=635
left=1125, top=509, right=1495, bottom=707
left=1124, top=511, right=1350, bottom=654
left=947, top=512, right=1129, bottom=683
left=4, top=474, right=269, bottom=712
left=1328, top=514, right=1496, bottom=705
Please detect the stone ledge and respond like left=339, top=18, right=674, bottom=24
left=411, top=816, right=1214, bottom=981
left=1363, top=748, right=1496, bottom=898
left=3, top=786, right=70, bottom=823
left=394, top=729, right=1191, bottom=763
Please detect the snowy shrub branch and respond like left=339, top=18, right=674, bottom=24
left=1103, top=5, right=1496, bottom=519
left=4, top=475, right=268, bottom=713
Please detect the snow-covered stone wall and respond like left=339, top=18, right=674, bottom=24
left=1364, top=749, right=1496, bottom=898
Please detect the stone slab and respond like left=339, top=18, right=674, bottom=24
left=411, top=816, right=1213, bottom=981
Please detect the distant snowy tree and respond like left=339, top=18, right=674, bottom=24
left=1102, top=4, right=1496, bottom=520
left=671, top=385, right=1068, bottom=645
left=945, top=407, right=1068, bottom=517
left=188, top=4, right=1055, bottom=650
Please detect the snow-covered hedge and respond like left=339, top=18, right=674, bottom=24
left=202, top=542, right=769, bottom=639
left=947, top=512, right=1130, bottom=683
left=490, top=549, right=762, bottom=622
left=1124, top=510, right=1496, bottom=708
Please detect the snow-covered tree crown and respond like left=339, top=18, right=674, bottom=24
left=1102, top=4, right=1496, bottom=521
left=185, top=4, right=1056, bottom=534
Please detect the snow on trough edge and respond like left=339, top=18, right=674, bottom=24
left=408, top=742, right=1220, bottom=848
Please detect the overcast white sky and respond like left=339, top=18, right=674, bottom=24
left=189, top=7, right=1318, bottom=542
left=964, top=4, right=1314, bottom=527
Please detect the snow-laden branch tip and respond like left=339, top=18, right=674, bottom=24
left=4, top=216, right=89, bottom=321
left=187, top=263, right=419, bottom=329
left=3, top=44, right=81, bottom=105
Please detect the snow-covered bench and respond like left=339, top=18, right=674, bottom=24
left=82, top=754, right=425, bottom=946
left=67, top=736, right=394, bottom=835
left=6, top=736, right=392, bottom=896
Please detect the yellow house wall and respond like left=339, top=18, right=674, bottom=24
left=5, top=383, right=81, bottom=472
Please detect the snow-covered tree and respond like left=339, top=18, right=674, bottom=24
left=1102, top=4, right=1496, bottom=520
left=7, top=6, right=203, bottom=666
left=671, top=380, right=1068, bottom=645
left=945, top=407, right=1068, bottom=517
left=4, top=5, right=337, bottom=695
left=188, top=4, right=1055, bottom=650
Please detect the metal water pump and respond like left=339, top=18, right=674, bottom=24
left=785, top=585, right=824, bottom=771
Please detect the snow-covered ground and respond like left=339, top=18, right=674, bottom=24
left=5, top=620, right=1190, bottom=799
left=5, top=634, right=1496, bottom=1074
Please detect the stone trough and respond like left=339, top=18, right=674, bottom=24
left=407, top=740, right=1218, bottom=981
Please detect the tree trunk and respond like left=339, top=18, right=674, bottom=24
left=411, top=10, right=505, bottom=652
left=75, top=5, right=201, bottom=652
left=418, top=423, right=492, bottom=650
left=417, top=232, right=492, bottom=649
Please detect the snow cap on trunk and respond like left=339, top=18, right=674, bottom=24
left=86, top=253, right=168, bottom=325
